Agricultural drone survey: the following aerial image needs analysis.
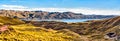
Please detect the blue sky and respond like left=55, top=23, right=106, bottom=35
left=0, top=0, right=120, bottom=15
left=0, top=0, right=119, bottom=9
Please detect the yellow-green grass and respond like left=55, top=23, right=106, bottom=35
left=0, top=24, right=78, bottom=41
left=0, top=16, right=24, bottom=25
left=0, top=16, right=79, bottom=41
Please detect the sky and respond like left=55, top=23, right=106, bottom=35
left=0, top=0, right=120, bottom=15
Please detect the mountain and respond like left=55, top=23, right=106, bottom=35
left=30, top=16, right=120, bottom=41
left=0, top=10, right=116, bottom=19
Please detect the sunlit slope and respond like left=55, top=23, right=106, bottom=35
left=0, top=16, right=80, bottom=41
left=0, top=16, right=24, bottom=25
left=0, top=24, right=78, bottom=41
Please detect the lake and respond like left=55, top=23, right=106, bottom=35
left=61, top=19, right=100, bottom=23
left=21, top=18, right=101, bottom=23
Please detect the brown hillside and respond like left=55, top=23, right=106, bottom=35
left=90, top=16, right=120, bottom=27
left=30, top=16, right=120, bottom=35
left=0, top=10, right=115, bottom=19
left=88, top=16, right=120, bottom=34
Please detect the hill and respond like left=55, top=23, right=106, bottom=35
left=30, top=16, right=120, bottom=34
left=0, top=13, right=119, bottom=41
left=0, top=16, right=25, bottom=25
left=0, top=10, right=116, bottom=19
left=30, top=16, right=120, bottom=41
left=0, top=16, right=81, bottom=41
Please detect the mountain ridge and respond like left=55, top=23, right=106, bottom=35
left=0, top=10, right=116, bottom=19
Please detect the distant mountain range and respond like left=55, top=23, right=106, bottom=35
left=0, top=10, right=117, bottom=19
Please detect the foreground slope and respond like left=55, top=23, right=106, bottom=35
left=0, top=15, right=119, bottom=41
left=0, top=16, right=81, bottom=41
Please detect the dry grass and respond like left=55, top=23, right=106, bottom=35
left=0, top=16, right=24, bottom=25
left=0, top=24, right=78, bottom=41
left=0, top=16, right=79, bottom=41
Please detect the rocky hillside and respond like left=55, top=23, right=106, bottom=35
left=0, top=10, right=116, bottom=19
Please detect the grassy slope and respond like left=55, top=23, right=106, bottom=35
left=0, top=16, right=119, bottom=41
left=30, top=16, right=120, bottom=41
left=0, top=16, right=80, bottom=41
left=0, top=16, right=25, bottom=25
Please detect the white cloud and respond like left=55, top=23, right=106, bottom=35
left=1, top=5, right=27, bottom=8
left=27, top=8, right=120, bottom=15
left=0, top=5, right=120, bottom=15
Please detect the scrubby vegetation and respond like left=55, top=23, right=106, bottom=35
left=0, top=24, right=80, bottom=41
left=0, top=16, right=120, bottom=41
left=0, top=16, right=81, bottom=41
left=0, top=16, right=24, bottom=25
left=30, top=16, right=120, bottom=41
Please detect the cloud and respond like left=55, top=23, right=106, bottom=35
left=28, top=8, right=120, bottom=15
left=1, top=5, right=27, bottom=8
left=0, top=5, right=120, bottom=15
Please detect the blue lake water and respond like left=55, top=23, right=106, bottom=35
left=61, top=19, right=100, bottom=23
left=21, top=19, right=101, bottom=23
